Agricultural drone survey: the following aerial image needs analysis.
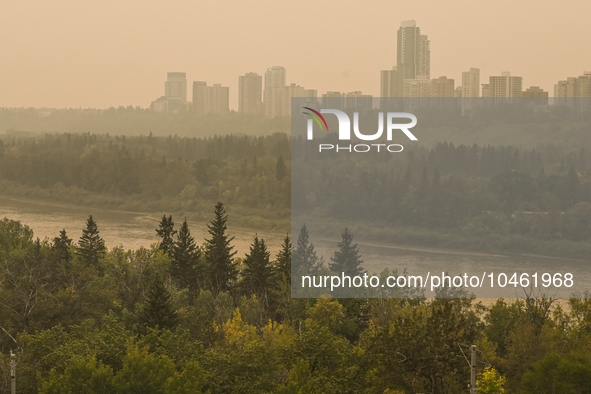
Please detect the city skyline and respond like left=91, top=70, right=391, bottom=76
left=1, top=0, right=590, bottom=109
left=148, top=19, right=587, bottom=116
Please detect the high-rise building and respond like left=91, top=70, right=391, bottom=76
left=380, top=67, right=399, bottom=110
left=263, top=66, right=287, bottom=117
left=238, top=72, right=263, bottom=114
left=192, top=81, right=229, bottom=114
left=459, top=67, right=480, bottom=114
left=481, top=84, right=490, bottom=99
left=397, top=20, right=430, bottom=97
left=403, top=77, right=431, bottom=111
left=380, top=67, right=398, bottom=97
left=192, top=81, right=207, bottom=115
left=165, top=72, right=187, bottom=103
left=431, top=76, right=455, bottom=108
left=264, top=66, right=286, bottom=89
left=322, top=92, right=345, bottom=111
left=345, top=91, right=373, bottom=111
left=483, top=72, right=522, bottom=104
left=555, top=71, right=591, bottom=115
left=461, top=68, right=480, bottom=98
left=264, top=83, right=316, bottom=118
left=431, top=76, right=455, bottom=97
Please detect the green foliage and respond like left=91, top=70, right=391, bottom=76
left=275, top=235, right=291, bottom=281
left=38, top=356, right=115, bottom=394
left=171, top=219, right=201, bottom=298
left=477, top=366, right=506, bottom=394
left=156, top=215, right=176, bottom=256
left=77, top=215, right=106, bottom=270
left=292, top=224, right=320, bottom=277
left=5, top=212, right=591, bottom=393
left=521, top=353, right=591, bottom=394
left=165, top=361, right=208, bottom=393
left=52, top=229, right=72, bottom=262
left=111, top=345, right=176, bottom=394
left=136, top=274, right=179, bottom=333
left=276, top=155, right=286, bottom=181
left=204, top=202, right=237, bottom=296
left=241, top=235, right=272, bottom=299
left=0, top=131, right=291, bottom=230
left=329, top=228, right=364, bottom=277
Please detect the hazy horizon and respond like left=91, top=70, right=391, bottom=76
left=2, top=0, right=590, bottom=110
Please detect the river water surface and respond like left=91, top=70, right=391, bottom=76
left=2, top=196, right=590, bottom=298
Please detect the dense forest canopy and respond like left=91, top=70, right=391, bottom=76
left=1, top=215, right=591, bottom=393
left=1, top=129, right=591, bottom=255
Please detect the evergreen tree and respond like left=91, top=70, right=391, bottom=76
left=77, top=215, right=106, bottom=270
left=275, top=235, right=291, bottom=282
left=276, top=155, right=286, bottom=181
left=241, top=235, right=271, bottom=298
left=204, top=202, right=237, bottom=296
left=171, top=219, right=201, bottom=298
left=136, top=274, right=179, bottom=332
left=292, top=224, right=319, bottom=276
left=156, top=215, right=176, bottom=256
left=270, top=235, right=292, bottom=322
left=53, top=229, right=72, bottom=262
left=329, top=228, right=364, bottom=277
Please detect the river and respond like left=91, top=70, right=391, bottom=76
left=1, top=196, right=590, bottom=298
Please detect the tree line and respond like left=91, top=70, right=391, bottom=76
left=2, top=204, right=591, bottom=392
left=3, top=131, right=591, bottom=250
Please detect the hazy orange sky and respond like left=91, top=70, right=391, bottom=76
left=1, top=0, right=590, bottom=110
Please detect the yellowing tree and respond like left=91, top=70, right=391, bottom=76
left=477, top=366, right=506, bottom=394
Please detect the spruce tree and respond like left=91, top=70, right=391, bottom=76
left=329, top=228, right=364, bottom=277
left=275, top=235, right=291, bottom=282
left=171, top=219, right=201, bottom=299
left=53, top=229, right=72, bottom=262
left=271, top=235, right=292, bottom=322
left=136, top=274, right=179, bottom=333
left=204, top=202, right=237, bottom=296
left=156, top=215, right=176, bottom=256
left=77, top=215, right=106, bottom=269
left=241, top=235, right=271, bottom=297
left=292, top=224, right=319, bottom=276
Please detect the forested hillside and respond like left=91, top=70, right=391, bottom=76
left=2, top=131, right=591, bottom=255
left=0, top=132, right=291, bottom=229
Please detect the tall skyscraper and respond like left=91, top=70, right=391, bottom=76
left=238, top=72, right=263, bottom=114
left=165, top=72, right=187, bottom=103
left=397, top=20, right=430, bottom=97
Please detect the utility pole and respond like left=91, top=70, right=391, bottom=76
left=470, top=345, right=477, bottom=394
left=10, top=352, right=16, bottom=394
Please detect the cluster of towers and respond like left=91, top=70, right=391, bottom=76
left=151, top=20, right=591, bottom=116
